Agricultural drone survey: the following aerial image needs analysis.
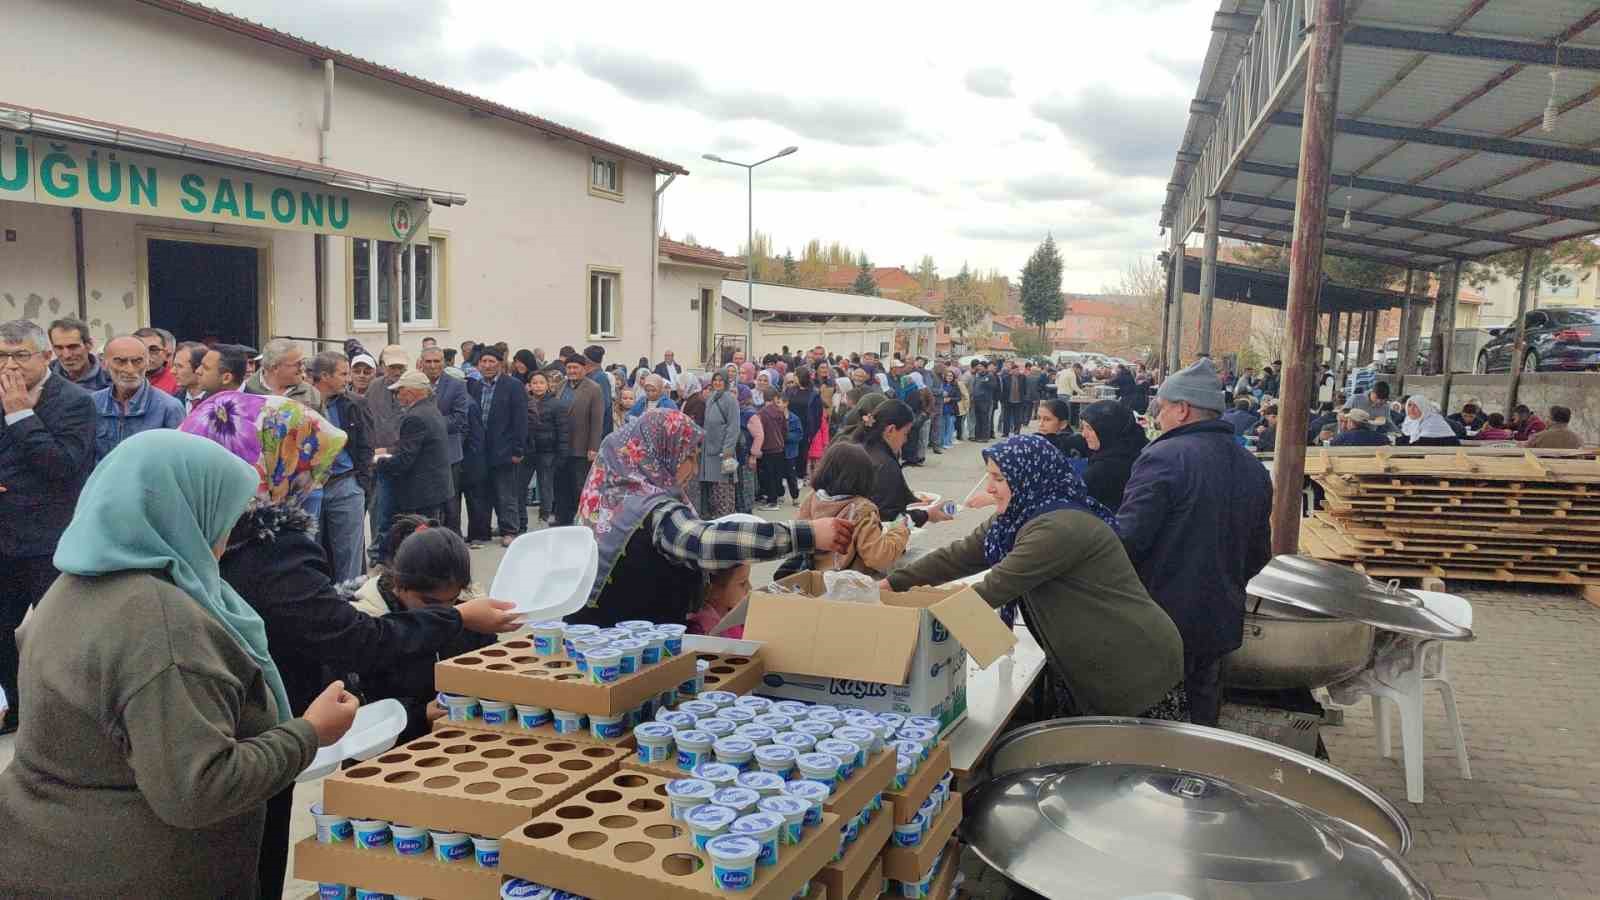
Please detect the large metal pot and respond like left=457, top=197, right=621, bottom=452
left=1222, top=596, right=1376, bottom=690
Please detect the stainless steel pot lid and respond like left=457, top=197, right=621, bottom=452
left=1248, top=555, right=1473, bottom=641
left=966, top=762, right=1433, bottom=899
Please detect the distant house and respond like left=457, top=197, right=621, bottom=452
left=655, top=239, right=746, bottom=368
left=821, top=265, right=923, bottom=298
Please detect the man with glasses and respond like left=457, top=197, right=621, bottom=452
left=244, top=338, right=319, bottom=408
left=133, top=326, right=178, bottom=395
left=47, top=317, right=111, bottom=392
left=0, top=319, right=96, bottom=734
left=90, top=335, right=184, bottom=461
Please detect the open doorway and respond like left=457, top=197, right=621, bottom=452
left=699, top=287, right=715, bottom=368
left=146, top=237, right=261, bottom=347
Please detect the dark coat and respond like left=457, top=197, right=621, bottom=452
left=1330, top=428, right=1389, bottom=447
left=380, top=398, right=453, bottom=512
left=432, top=374, right=471, bottom=465
left=864, top=437, right=926, bottom=527
left=357, top=580, right=494, bottom=742
left=526, top=391, right=570, bottom=458
left=970, top=373, right=999, bottom=403
left=1221, top=408, right=1260, bottom=435
left=0, top=375, right=96, bottom=558
left=1116, top=418, right=1272, bottom=657
left=461, top=395, right=487, bottom=486
left=323, top=391, right=376, bottom=496
left=466, top=376, right=528, bottom=468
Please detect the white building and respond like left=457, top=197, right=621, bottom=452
left=718, top=280, right=938, bottom=361
left=1, top=0, right=688, bottom=363
left=654, top=238, right=746, bottom=369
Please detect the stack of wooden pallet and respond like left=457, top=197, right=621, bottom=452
left=1299, top=448, right=1600, bottom=586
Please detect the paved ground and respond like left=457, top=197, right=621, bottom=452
left=3, top=428, right=1596, bottom=899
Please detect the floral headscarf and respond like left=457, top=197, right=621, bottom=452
left=180, top=390, right=347, bottom=509
left=736, top=383, right=754, bottom=409
left=577, top=409, right=704, bottom=605
left=981, top=434, right=1117, bottom=567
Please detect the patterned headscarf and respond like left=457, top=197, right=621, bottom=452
left=736, top=383, right=754, bottom=409
left=578, top=409, right=704, bottom=605
left=981, top=434, right=1118, bottom=566
left=179, top=390, right=346, bottom=509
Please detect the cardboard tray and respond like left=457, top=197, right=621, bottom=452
left=293, top=837, right=503, bottom=900
left=431, top=715, right=636, bottom=750
left=435, top=638, right=697, bottom=716
left=501, top=768, right=842, bottom=900
left=322, top=728, right=624, bottom=837
left=884, top=742, right=951, bottom=826
left=879, top=840, right=961, bottom=900
left=847, top=855, right=884, bottom=900
left=814, top=800, right=893, bottom=900
left=879, top=793, right=962, bottom=883
left=692, top=649, right=765, bottom=697
left=626, top=747, right=895, bottom=818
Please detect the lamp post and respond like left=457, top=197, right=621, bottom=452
left=703, top=146, right=798, bottom=362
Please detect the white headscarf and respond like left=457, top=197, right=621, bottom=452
left=1402, top=395, right=1456, bottom=440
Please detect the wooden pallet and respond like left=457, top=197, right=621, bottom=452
left=1303, top=448, right=1600, bottom=483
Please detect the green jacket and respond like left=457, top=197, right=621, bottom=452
left=888, top=509, right=1183, bottom=717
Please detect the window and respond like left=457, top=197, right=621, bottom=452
left=351, top=236, right=444, bottom=328
left=590, top=156, right=622, bottom=199
left=589, top=269, right=620, bottom=339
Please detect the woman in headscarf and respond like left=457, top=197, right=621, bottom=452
left=837, top=391, right=889, bottom=444
left=898, top=371, right=931, bottom=466
left=734, top=384, right=761, bottom=514
left=884, top=434, right=1186, bottom=720
left=568, top=410, right=854, bottom=627
left=739, top=360, right=758, bottom=387
left=181, top=392, right=522, bottom=896
left=697, top=371, right=741, bottom=517
left=1075, top=399, right=1150, bottom=511
left=1399, top=395, right=1461, bottom=446
left=1110, top=363, right=1138, bottom=409
left=0, top=430, right=359, bottom=898
left=678, top=371, right=707, bottom=426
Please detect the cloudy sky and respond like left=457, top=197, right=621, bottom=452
left=212, top=0, right=1212, bottom=291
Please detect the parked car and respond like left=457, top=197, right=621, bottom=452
left=1475, top=308, right=1600, bottom=373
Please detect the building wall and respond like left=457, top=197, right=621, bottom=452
left=3, top=0, right=671, bottom=359
left=1397, top=373, right=1598, bottom=445
left=656, top=263, right=727, bottom=368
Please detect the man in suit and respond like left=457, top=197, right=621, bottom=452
left=558, top=355, right=604, bottom=525
left=419, top=347, right=470, bottom=536
left=654, top=349, right=684, bottom=394
left=375, top=369, right=453, bottom=524
left=0, top=319, right=96, bottom=733
left=466, top=346, right=528, bottom=546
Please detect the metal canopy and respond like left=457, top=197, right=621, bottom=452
left=1179, top=255, right=1413, bottom=314
left=1159, top=2, right=1600, bottom=268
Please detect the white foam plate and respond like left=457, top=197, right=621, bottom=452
left=908, top=492, right=943, bottom=510
left=297, top=697, right=408, bottom=782
left=490, top=526, right=599, bottom=620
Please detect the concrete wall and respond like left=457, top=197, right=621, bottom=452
left=656, top=263, right=724, bottom=368
left=1392, top=373, right=1600, bottom=445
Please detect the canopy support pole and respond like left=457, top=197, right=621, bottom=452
left=1169, top=235, right=1186, bottom=371
left=1394, top=268, right=1415, bottom=394
left=1198, top=195, right=1220, bottom=358
left=1437, top=261, right=1463, bottom=413
left=1506, top=248, right=1536, bottom=410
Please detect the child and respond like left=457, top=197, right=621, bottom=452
left=781, top=394, right=804, bottom=506
left=1476, top=412, right=1515, bottom=441
left=791, top=442, right=910, bottom=577
left=687, top=563, right=751, bottom=638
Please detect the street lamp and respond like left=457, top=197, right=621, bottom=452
left=702, top=146, right=798, bottom=363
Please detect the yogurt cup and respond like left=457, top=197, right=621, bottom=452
left=804, top=703, right=838, bottom=717
left=833, top=726, right=877, bottom=761
left=713, top=736, right=757, bottom=770
left=699, top=690, right=738, bottom=708
left=795, top=752, right=841, bottom=788
left=354, top=891, right=393, bottom=900
left=693, top=761, right=741, bottom=788
left=893, top=812, right=926, bottom=848
left=656, top=710, right=697, bottom=731
left=771, top=701, right=810, bottom=718
left=806, top=707, right=844, bottom=726
left=773, top=731, right=817, bottom=753
left=677, top=700, right=719, bottom=720
left=529, top=620, right=565, bottom=656
left=631, top=699, right=653, bottom=726
left=675, top=729, right=715, bottom=771
left=585, top=647, right=623, bottom=684
left=515, top=704, right=552, bottom=729
left=893, top=754, right=915, bottom=791
left=710, top=786, right=761, bottom=815
left=666, top=777, right=717, bottom=820
left=684, top=802, right=738, bottom=851
left=697, top=717, right=736, bottom=739
left=431, top=830, right=473, bottom=863
left=616, top=619, right=656, bottom=633
left=792, top=720, right=834, bottom=740
left=352, top=819, right=391, bottom=850
left=655, top=623, right=688, bottom=657
left=920, top=794, right=941, bottom=821
left=610, top=639, right=646, bottom=675
left=753, top=714, right=795, bottom=731
left=552, top=709, right=587, bottom=735
left=440, top=693, right=479, bottom=722
left=891, top=737, right=928, bottom=763
left=561, top=623, right=601, bottom=656
left=638, top=631, right=666, bottom=665
left=782, top=779, right=831, bottom=826
left=391, top=824, right=429, bottom=856
left=596, top=628, right=630, bottom=643
left=310, top=803, right=353, bottom=843
left=705, top=834, right=761, bottom=891
left=718, top=707, right=756, bottom=725
left=500, top=880, right=556, bottom=900
left=857, top=717, right=891, bottom=746
left=472, top=835, right=501, bottom=868
left=730, top=812, right=783, bottom=867
left=905, top=716, right=941, bottom=736
left=734, top=724, right=776, bottom=746
left=875, top=712, right=905, bottom=730
left=757, top=795, right=809, bottom=845
left=633, top=722, right=676, bottom=764
left=814, top=739, right=861, bottom=779
left=479, top=699, right=513, bottom=726
left=735, top=770, right=787, bottom=797
left=317, top=884, right=350, bottom=900
left=590, top=712, right=627, bottom=741
left=731, top=695, right=772, bottom=714
left=569, top=636, right=607, bottom=673
left=753, top=744, right=797, bottom=778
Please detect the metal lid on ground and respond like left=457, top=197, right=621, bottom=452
left=1248, top=555, right=1474, bottom=641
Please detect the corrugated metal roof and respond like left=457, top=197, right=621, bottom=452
left=720, top=281, right=935, bottom=320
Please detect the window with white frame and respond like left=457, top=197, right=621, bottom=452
left=351, top=236, right=444, bottom=327
left=589, top=270, right=620, bottom=339
left=591, top=156, right=621, bottom=196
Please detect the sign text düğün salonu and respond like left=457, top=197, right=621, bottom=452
left=0, top=132, right=420, bottom=243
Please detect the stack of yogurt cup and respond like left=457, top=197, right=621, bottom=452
left=667, top=770, right=822, bottom=892
left=309, top=805, right=502, bottom=867
left=888, top=842, right=948, bottom=899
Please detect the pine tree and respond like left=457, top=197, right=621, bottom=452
left=781, top=250, right=799, bottom=285
left=941, top=262, right=992, bottom=350
left=1019, top=234, right=1065, bottom=337
left=851, top=255, right=880, bottom=296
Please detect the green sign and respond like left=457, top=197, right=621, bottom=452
left=0, top=130, right=420, bottom=242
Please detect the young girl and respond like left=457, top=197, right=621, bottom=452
left=687, top=563, right=751, bottom=638
left=788, top=442, right=910, bottom=577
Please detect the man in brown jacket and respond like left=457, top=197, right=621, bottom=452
left=558, top=355, right=604, bottom=524
left=1526, top=405, right=1585, bottom=449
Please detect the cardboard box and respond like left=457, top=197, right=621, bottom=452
left=500, top=769, right=841, bottom=899
left=814, top=799, right=893, bottom=900
left=847, top=856, right=884, bottom=900
left=322, top=728, right=624, bottom=837
left=627, top=747, right=895, bottom=819
left=879, top=793, right=962, bottom=883
left=744, top=573, right=1014, bottom=731
left=293, top=837, right=502, bottom=900
left=884, top=742, right=951, bottom=826
left=435, top=638, right=697, bottom=717
left=880, top=840, right=961, bottom=900
left=430, top=715, right=636, bottom=750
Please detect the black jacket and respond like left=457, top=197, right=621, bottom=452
left=324, top=391, right=376, bottom=496
left=380, top=399, right=453, bottom=512
left=1330, top=428, right=1389, bottom=447
left=998, top=372, right=1029, bottom=404
left=0, top=375, right=96, bottom=558
left=467, top=376, right=529, bottom=468
left=1116, top=418, right=1272, bottom=657
left=864, top=437, right=928, bottom=528
left=526, top=392, right=570, bottom=458
left=970, top=373, right=999, bottom=403
left=357, top=578, right=494, bottom=742
left=219, top=521, right=467, bottom=716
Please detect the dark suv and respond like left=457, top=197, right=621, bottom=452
left=1476, top=307, right=1600, bottom=373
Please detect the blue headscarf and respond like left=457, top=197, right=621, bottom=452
left=53, top=429, right=294, bottom=722
left=980, top=434, right=1119, bottom=567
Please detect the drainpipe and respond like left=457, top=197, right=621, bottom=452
left=651, top=172, right=678, bottom=361
left=72, top=208, right=87, bottom=320
left=315, top=58, right=334, bottom=341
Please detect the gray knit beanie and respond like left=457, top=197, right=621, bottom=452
left=1156, top=357, right=1227, bottom=413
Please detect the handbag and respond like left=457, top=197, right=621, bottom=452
left=720, top=455, right=738, bottom=476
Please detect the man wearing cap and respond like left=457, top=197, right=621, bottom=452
left=419, top=347, right=470, bottom=536
left=365, top=345, right=410, bottom=552
left=376, top=369, right=452, bottom=523
left=1329, top=408, right=1388, bottom=447
left=1116, top=357, right=1272, bottom=727
left=350, top=353, right=377, bottom=395
left=465, top=346, right=527, bottom=546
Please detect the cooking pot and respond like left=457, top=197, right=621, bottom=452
left=1222, top=596, right=1376, bottom=690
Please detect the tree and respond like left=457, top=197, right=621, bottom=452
left=941, top=263, right=992, bottom=350
left=1233, top=242, right=1405, bottom=291
left=850, top=254, right=880, bottom=296
left=914, top=255, right=939, bottom=291
left=1464, top=237, right=1600, bottom=312
left=1010, top=329, right=1052, bottom=358
left=1019, top=234, right=1065, bottom=336
left=781, top=250, right=798, bottom=285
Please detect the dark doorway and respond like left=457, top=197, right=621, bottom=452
left=147, top=239, right=259, bottom=347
